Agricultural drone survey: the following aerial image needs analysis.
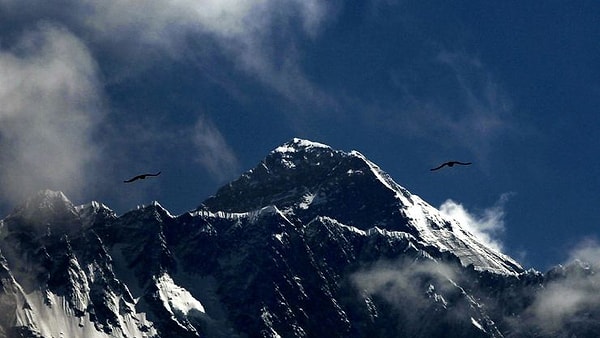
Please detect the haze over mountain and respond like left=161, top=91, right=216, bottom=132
left=0, top=139, right=599, bottom=337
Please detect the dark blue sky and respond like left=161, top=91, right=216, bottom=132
left=1, top=1, right=599, bottom=270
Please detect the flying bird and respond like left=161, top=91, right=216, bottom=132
left=430, top=161, right=472, bottom=171
left=123, top=171, right=161, bottom=183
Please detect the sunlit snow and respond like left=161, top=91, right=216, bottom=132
left=273, top=138, right=330, bottom=154
left=15, top=289, right=155, bottom=338
left=156, top=273, right=206, bottom=317
left=471, top=317, right=486, bottom=332
left=341, top=150, right=522, bottom=275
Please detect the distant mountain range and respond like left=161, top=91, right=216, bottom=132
left=0, top=138, right=598, bottom=337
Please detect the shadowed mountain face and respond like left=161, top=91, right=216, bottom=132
left=0, top=139, right=598, bottom=337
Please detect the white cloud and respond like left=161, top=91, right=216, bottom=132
left=517, top=240, right=600, bottom=334
left=82, top=0, right=328, bottom=41
left=0, top=0, right=334, bottom=104
left=350, top=259, right=484, bottom=334
left=351, top=259, right=458, bottom=324
left=0, top=24, right=105, bottom=206
left=192, top=116, right=240, bottom=181
left=568, top=239, right=600, bottom=266
left=0, top=0, right=338, bottom=155
left=439, top=193, right=512, bottom=253
left=352, top=260, right=458, bottom=306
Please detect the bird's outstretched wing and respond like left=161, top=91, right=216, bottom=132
left=430, top=163, right=448, bottom=171
left=430, top=161, right=472, bottom=171
left=124, top=175, right=143, bottom=183
left=123, top=171, right=161, bottom=183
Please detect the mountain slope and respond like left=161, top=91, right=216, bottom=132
left=0, top=139, right=597, bottom=337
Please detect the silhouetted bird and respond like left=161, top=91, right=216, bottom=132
left=123, top=171, right=161, bottom=183
left=430, top=161, right=472, bottom=171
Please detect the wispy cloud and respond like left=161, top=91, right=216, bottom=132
left=0, top=23, right=105, bottom=206
left=366, top=50, right=519, bottom=166
left=439, top=193, right=513, bottom=253
left=192, top=116, right=240, bottom=181
left=0, top=0, right=335, bottom=105
left=351, top=258, right=497, bottom=335
left=435, top=52, right=515, bottom=156
left=352, top=259, right=459, bottom=309
left=351, top=258, right=459, bottom=331
left=185, top=0, right=335, bottom=106
left=568, top=239, right=600, bottom=266
left=82, top=0, right=330, bottom=42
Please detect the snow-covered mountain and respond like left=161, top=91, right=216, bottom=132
left=0, top=139, right=598, bottom=337
left=200, top=138, right=521, bottom=275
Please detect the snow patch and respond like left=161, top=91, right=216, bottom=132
left=75, top=201, right=112, bottom=214
left=273, top=138, right=330, bottom=154
left=426, top=284, right=448, bottom=307
left=194, top=205, right=292, bottom=226
left=156, top=273, right=206, bottom=317
left=260, top=306, right=282, bottom=338
left=274, top=232, right=286, bottom=244
left=312, top=216, right=416, bottom=242
left=299, top=192, right=315, bottom=210
left=150, top=201, right=176, bottom=218
left=471, top=317, right=486, bottom=332
left=281, top=158, right=297, bottom=169
left=15, top=289, right=155, bottom=338
left=346, top=169, right=364, bottom=176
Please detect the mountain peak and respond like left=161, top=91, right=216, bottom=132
left=28, top=189, right=71, bottom=207
left=8, top=190, right=76, bottom=219
left=272, top=138, right=332, bottom=154
left=202, top=139, right=523, bottom=275
left=203, top=139, right=410, bottom=218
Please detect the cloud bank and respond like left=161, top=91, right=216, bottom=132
left=0, top=24, right=105, bottom=206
